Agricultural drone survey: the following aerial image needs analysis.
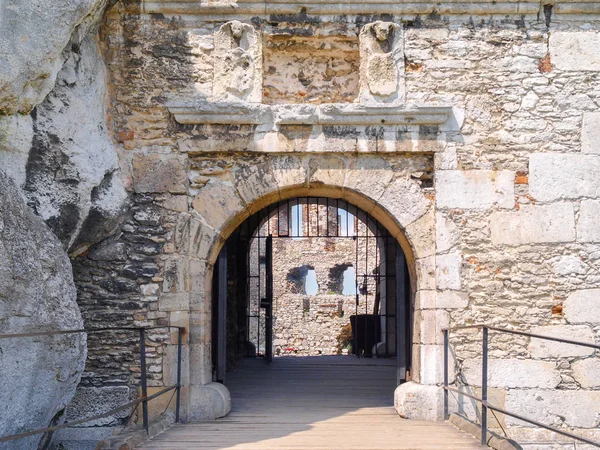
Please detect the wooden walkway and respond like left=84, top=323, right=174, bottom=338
left=138, top=356, right=484, bottom=450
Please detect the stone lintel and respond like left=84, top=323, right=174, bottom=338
left=168, top=102, right=453, bottom=127
left=142, top=1, right=545, bottom=18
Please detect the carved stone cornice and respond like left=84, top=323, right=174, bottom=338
left=168, top=102, right=455, bottom=128
left=141, top=0, right=596, bottom=19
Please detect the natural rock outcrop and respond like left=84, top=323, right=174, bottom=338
left=0, top=0, right=128, bottom=253
left=0, top=0, right=107, bottom=115
left=0, top=170, right=87, bottom=449
left=24, top=33, right=129, bottom=253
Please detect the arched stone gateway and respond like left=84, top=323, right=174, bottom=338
left=169, top=155, right=442, bottom=421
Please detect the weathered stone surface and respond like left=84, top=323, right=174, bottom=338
left=436, top=170, right=514, bottom=209
left=462, top=359, right=560, bottom=389
left=563, top=289, right=600, bottom=324
left=213, top=21, right=262, bottom=103
left=0, top=114, right=33, bottom=188
left=191, top=179, right=245, bottom=231
left=133, top=154, right=187, bottom=194
left=529, top=153, right=600, bottom=201
left=394, top=382, right=443, bottom=421
left=489, top=204, right=575, bottom=246
left=65, top=387, right=130, bottom=426
left=0, top=0, right=107, bottom=114
left=528, top=325, right=595, bottom=358
left=572, top=358, right=600, bottom=388
left=435, top=211, right=459, bottom=253
left=359, top=21, right=404, bottom=104
left=189, top=382, right=231, bottom=421
left=581, top=112, right=600, bottom=154
left=344, top=156, right=394, bottom=203
left=378, top=177, right=430, bottom=227
left=0, top=170, right=86, bottom=449
left=23, top=34, right=129, bottom=253
left=505, top=389, right=600, bottom=428
left=436, top=291, right=468, bottom=309
left=436, top=252, right=461, bottom=290
left=549, top=31, right=600, bottom=72
left=577, top=200, right=600, bottom=243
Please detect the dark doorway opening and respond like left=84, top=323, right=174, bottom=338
left=212, top=197, right=411, bottom=386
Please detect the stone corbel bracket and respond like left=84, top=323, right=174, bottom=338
left=167, top=102, right=461, bottom=153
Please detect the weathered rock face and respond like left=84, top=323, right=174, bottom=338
left=0, top=170, right=86, bottom=449
left=0, top=0, right=107, bottom=115
left=0, top=0, right=128, bottom=254
left=24, top=32, right=129, bottom=254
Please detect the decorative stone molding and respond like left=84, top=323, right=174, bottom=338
left=168, top=102, right=454, bottom=127
left=213, top=21, right=262, bottom=102
left=359, top=21, right=404, bottom=105
left=139, top=1, right=598, bottom=19
left=168, top=102, right=457, bottom=153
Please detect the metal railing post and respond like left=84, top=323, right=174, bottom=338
left=443, top=329, right=449, bottom=420
left=176, top=327, right=183, bottom=423
left=481, top=326, right=488, bottom=446
left=139, top=328, right=149, bottom=434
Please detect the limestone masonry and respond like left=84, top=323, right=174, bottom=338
left=2, top=0, right=600, bottom=448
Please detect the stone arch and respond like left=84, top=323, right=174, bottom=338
left=182, top=153, right=437, bottom=421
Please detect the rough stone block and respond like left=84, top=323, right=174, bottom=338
left=419, top=344, right=446, bottom=385
left=270, top=155, right=308, bottom=190
left=577, top=200, right=600, bottom=243
left=449, top=386, right=506, bottom=429
left=436, top=211, right=459, bottom=253
left=414, top=290, right=436, bottom=310
left=489, top=203, right=575, bottom=246
left=133, top=154, right=187, bottom=194
left=436, top=252, right=461, bottom=290
left=378, top=177, right=430, bottom=228
left=550, top=31, right=600, bottom=71
left=344, top=156, right=394, bottom=203
left=572, top=358, right=600, bottom=388
left=505, top=389, right=600, bottom=428
left=437, top=291, right=468, bottom=309
left=405, top=207, right=435, bottom=259
left=163, top=344, right=189, bottom=386
left=581, top=112, right=600, bottom=154
left=233, top=161, right=279, bottom=207
left=65, top=386, right=130, bottom=426
left=462, top=359, right=560, bottom=389
left=530, top=153, right=600, bottom=201
left=417, top=310, right=449, bottom=344
left=192, top=179, right=245, bottom=232
left=436, top=170, right=515, bottom=209
left=189, top=382, right=231, bottom=421
left=162, top=256, right=188, bottom=293
left=159, top=292, right=190, bottom=312
left=563, top=289, right=600, bottom=324
left=394, top=382, right=444, bottom=421
left=528, top=325, right=595, bottom=358
left=415, top=256, right=436, bottom=291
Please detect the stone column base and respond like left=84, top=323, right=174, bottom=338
left=189, top=382, right=232, bottom=422
left=394, top=381, right=444, bottom=421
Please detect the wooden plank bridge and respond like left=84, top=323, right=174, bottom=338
left=137, top=356, right=484, bottom=450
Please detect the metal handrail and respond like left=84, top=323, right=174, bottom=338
left=0, top=325, right=185, bottom=443
left=442, top=324, right=600, bottom=448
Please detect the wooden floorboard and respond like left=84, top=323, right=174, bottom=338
left=136, top=356, right=484, bottom=450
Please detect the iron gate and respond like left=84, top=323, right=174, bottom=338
left=213, top=197, right=411, bottom=383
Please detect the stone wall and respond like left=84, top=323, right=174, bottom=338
left=270, top=234, right=375, bottom=357
left=5, top=1, right=597, bottom=447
